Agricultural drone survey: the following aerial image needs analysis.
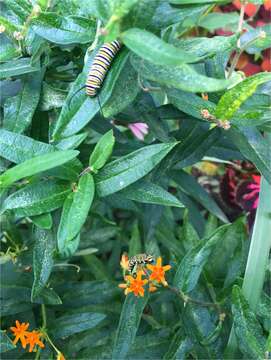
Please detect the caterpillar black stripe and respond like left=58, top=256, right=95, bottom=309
left=86, top=40, right=122, bottom=97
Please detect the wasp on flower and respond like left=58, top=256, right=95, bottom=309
left=119, top=254, right=171, bottom=297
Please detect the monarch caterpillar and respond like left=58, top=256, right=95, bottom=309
left=68, top=40, right=122, bottom=107
left=86, top=40, right=122, bottom=97
left=128, top=253, right=155, bottom=275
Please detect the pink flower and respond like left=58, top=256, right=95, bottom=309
left=128, top=123, right=149, bottom=141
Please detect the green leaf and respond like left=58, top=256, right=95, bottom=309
left=173, top=34, right=237, bottom=62
left=170, top=127, right=220, bottom=168
left=39, top=82, right=66, bottom=111
left=89, top=130, right=115, bottom=171
left=122, top=0, right=159, bottom=29
left=131, top=54, right=240, bottom=93
left=174, top=224, right=229, bottom=292
left=3, top=72, right=43, bottom=134
left=55, top=132, right=88, bottom=150
left=58, top=173, right=95, bottom=250
left=198, top=12, right=239, bottom=32
left=0, top=35, right=20, bottom=62
left=31, top=228, right=55, bottom=300
left=129, top=220, right=142, bottom=256
left=102, top=60, right=140, bottom=118
left=112, top=292, right=149, bottom=359
left=228, top=126, right=271, bottom=184
left=0, top=150, right=79, bottom=188
left=35, top=287, right=62, bottom=305
left=1, top=180, right=71, bottom=217
left=0, top=58, right=40, bottom=79
left=240, top=24, right=271, bottom=54
left=31, top=13, right=96, bottom=44
left=0, top=16, right=19, bottom=35
left=232, top=285, right=266, bottom=359
left=0, top=330, right=15, bottom=353
left=166, top=88, right=216, bottom=120
left=50, top=313, right=106, bottom=339
left=0, top=129, right=81, bottom=180
left=5, top=0, right=31, bottom=20
left=170, top=170, right=228, bottom=222
left=170, top=0, right=225, bottom=3
left=52, top=48, right=129, bottom=140
left=120, top=180, right=184, bottom=208
left=96, top=142, right=177, bottom=197
left=164, top=330, right=194, bottom=360
left=215, top=73, right=271, bottom=121
left=30, top=213, right=53, bottom=229
left=121, top=28, right=201, bottom=66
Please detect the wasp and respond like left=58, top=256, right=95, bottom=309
left=128, top=253, right=155, bottom=276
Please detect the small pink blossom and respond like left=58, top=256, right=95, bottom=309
left=128, top=123, right=149, bottom=141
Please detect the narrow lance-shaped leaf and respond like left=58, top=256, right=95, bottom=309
left=129, top=221, right=142, bottom=256
left=130, top=54, right=241, bottom=93
left=50, top=313, right=106, bottom=339
left=0, top=150, right=79, bottom=188
left=120, top=180, right=184, bottom=208
left=1, top=180, right=71, bottom=217
left=174, top=224, right=229, bottom=293
left=30, top=213, right=53, bottom=230
left=0, top=330, right=16, bottom=353
left=31, top=228, right=55, bottom=300
left=57, top=173, right=95, bottom=253
left=215, top=72, right=271, bottom=121
left=112, top=293, right=149, bottom=359
left=96, top=142, right=177, bottom=197
left=0, top=58, right=40, bottom=79
left=231, top=285, right=266, bottom=359
left=228, top=126, right=271, bottom=184
left=0, top=129, right=82, bottom=180
left=89, top=130, right=115, bottom=172
left=30, top=13, right=96, bottom=45
left=121, top=28, right=201, bottom=66
left=170, top=170, right=228, bottom=222
left=170, top=0, right=225, bottom=3
left=3, top=72, right=43, bottom=134
left=173, top=34, right=237, bottom=59
left=102, top=60, right=140, bottom=118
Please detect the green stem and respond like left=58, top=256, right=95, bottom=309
left=225, top=133, right=271, bottom=358
left=41, top=304, right=47, bottom=328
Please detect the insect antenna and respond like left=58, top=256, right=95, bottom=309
left=97, top=94, right=105, bottom=120
left=67, top=85, right=86, bottom=109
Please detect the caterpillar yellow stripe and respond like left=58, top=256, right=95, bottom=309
left=86, top=40, right=122, bottom=97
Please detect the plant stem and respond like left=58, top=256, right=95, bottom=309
left=242, top=141, right=271, bottom=308
left=167, top=285, right=222, bottom=314
left=41, top=304, right=47, bottom=328
left=227, top=1, right=246, bottom=78
left=225, top=132, right=271, bottom=358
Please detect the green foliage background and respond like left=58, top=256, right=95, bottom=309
left=0, top=0, right=270, bottom=359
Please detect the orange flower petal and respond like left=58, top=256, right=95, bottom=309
left=156, top=257, right=162, bottom=267
left=118, top=283, right=127, bottom=289
left=162, top=265, right=171, bottom=271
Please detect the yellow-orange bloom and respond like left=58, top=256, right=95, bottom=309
left=57, top=352, right=66, bottom=360
left=149, top=283, right=158, bottom=292
left=147, top=257, right=171, bottom=286
left=120, top=253, right=129, bottom=271
left=10, top=320, right=29, bottom=348
left=119, top=270, right=148, bottom=297
left=25, top=330, right=45, bottom=352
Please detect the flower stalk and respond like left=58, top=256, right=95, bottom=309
left=225, top=133, right=271, bottom=357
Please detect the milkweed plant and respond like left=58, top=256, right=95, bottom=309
left=0, top=0, right=270, bottom=359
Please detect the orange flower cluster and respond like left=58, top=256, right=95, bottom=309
left=119, top=256, right=171, bottom=297
left=10, top=320, right=44, bottom=353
